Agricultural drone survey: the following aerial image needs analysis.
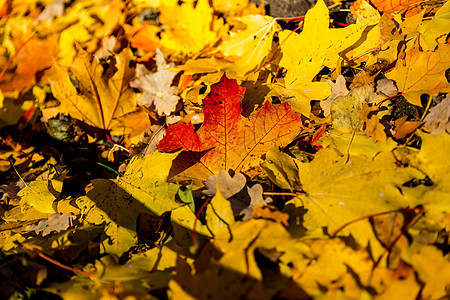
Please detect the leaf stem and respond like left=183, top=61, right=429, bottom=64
left=376, top=93, right=402, bottom=107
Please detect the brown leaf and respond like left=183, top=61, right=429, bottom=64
left=393, top=115, right=422, bottom=139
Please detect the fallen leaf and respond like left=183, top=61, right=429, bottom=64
left=386, top=43, right=450, bottom=106
left=374, top=273, right=420, bottom=300
left=418, top=1, right=450, bottom=51
left=131, top=24, right=162, bottom=52
left=0, top=33, right=58, bottom=93
left=294, top=238, right=376, bottom=296
left=25, top=213, right=76, bottom=236
left=318, top=129, right=398, bottom=157
left=376, top=78, right=398, bottom=97
left=239, top=184, right=272, bottom=220
left=423, top=95, right=450, bottom=134
left=371, top=0, right=422, bottom=17
left=36, top=0, right=70, bottom=23
left=159, top=0, right=221, bottom=56
left=0, top=181, right=25, bottom=200
left=47, top=46, right=144, bottom=137
left=215, top=15, right=280, bottom=79
left=274, top=0, right=366, bottom=115
left=366, top=114, right=387, bottom=143
left=295, top=148, right=422, bottom=251
left=347, top=0, right=382, bottom=64
left=393, top=115, right=422, bottom=139
left=18, top=176, right=64, bottom=214
left=261, top=145, right=301, bottom=191
left=251, top=205, right=289, bottom=227
left=130, top=49, right=180, bottom=116
left=158, top=76, right=303, bottom=180
left=205, top=186, right=235, bottom=236
left=321, top=75, right=349, bottom=117
left=411, top=246, right=450, bottom=299
left=203, top=170, right=246, bottom=199
left=212, top=0, right=248, bottom=14
left=400, top=131, right=450, bottom=226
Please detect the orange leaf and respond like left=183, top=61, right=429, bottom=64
left=393, top=115, right=422, bottom=139
left=158, top=76, right=303, bottom=180
left=131, top=24, right=161, bottom=52
left=0, top=33, right=58, bottom=92
left=370, top=0, right=423, bottom=17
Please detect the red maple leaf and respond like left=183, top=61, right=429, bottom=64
left=158, top=76, right=304, bottom=180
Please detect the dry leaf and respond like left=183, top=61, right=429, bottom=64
left=130, top=49, right=180, bottom=116
left=423, top=95, right=450, bottom=134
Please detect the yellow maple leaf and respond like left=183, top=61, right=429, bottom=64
left=46, top=46, right=147, bottom=137
left=215, top=15, right=280, bottom=79
left=275, top=0, right=366, bottom=115
left=295, top=148, right=422, bottom=256
left=346, top=0, right=381, bottom=64
left=411, top=246, right=450, bottom=299
left=159, top=0, right=222, bottom=56
left=366, top=114, right=387, bottom=143
left=212, top=0, right=248, bottom=14
left=418, top=0, right=450, bottom=51
left=55, top=0, right=124, bottom=66
left=386, top=43, right=450, bottom=106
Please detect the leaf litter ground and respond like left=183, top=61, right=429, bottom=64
left=0, top=0, right=450, bottom=299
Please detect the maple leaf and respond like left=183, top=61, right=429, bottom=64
left=411, top=246, right=450, bottom=299
left=215, top=15, right=280, bottom=79
left=173, top=15, right=279, bottom=80
left=157, top=76, right=303, bottom=180
left=130, top=49, right=180, bottom=116
left=401, top=131, right=450, bottom=225
left=294, top=148, right=422, bottom=252
left=393, top=115, right=422, bottom=139
left=366, top=114, right=387, bottom=142
left=159, top=0, right=221, bottom=56
left=47, top=46, right=148, bottom=137
left=273, top=0, right=366, bottom=115
left=0, top=33, right=58, bottom=93
left=130, top=24, right=162, bottom=53
left=386, top=43, right=450, bottom=106
left=371, top=0, right=424, bottom=17
left=51, top=0, right=125, bottom=66
left=418, top=1, right=450, bottom=51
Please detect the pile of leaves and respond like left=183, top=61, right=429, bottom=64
left=0, top=0, right=449, bottom=298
